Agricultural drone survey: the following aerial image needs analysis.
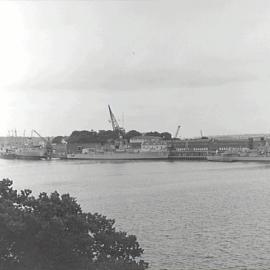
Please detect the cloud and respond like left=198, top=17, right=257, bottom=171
left=9, top=55, right=257, bottom=93
left=1, top=0, right=270, bottom=136
left=1, top=0, right=267, bottom=93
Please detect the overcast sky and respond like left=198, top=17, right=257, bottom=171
left=1, top=0, right=270, bottom=137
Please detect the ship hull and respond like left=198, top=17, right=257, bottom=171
left=0, top=153, right=45, bottom=160
left=15, top=155, right=45, bottom=160
left=207, top=156, right=235, bottom=162
left=0, top=153, right=17, bottom=159
left=14, top=148, right=47, bottom=160
left=207, top=155, right=270, bottom=162
left=66, top=151, right=169, bottom=160
left=230, top=156, right=270, bottom=162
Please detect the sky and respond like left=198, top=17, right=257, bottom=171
left=1, top=0, right=270, bottom=137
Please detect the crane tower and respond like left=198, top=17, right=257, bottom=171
left=174, top=125, right=181, bottom=139
left=32, top=129, right=53, bottom=159
left=108, top=105, right=125, bottom=136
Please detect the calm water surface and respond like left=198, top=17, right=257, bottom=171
left=1, top=159, right=270, bottom=269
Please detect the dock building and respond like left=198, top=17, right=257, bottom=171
left=169, top=136, right=269, bottom=160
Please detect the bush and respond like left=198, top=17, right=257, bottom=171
left=0, top=179, right=148, bottom=270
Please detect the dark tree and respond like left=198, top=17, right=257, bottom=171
left=67, top=130, right=99, bottom=143
left=160, top=132, right=172, bottom=140
left=124, top=130, right=142, bottom=141
left=67, top=129, right=172, bottom=144
left=145, top=131, right=172, bottom=139
left=97, top=130, right=119, bottom=142
left=52, top=136, right=65, bottom=144
left=67, top=130, right=119, bottom=144
left=0, top=179, right=148, bottom=270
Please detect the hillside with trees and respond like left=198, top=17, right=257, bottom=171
left=63, top=130, right=171, bottom=144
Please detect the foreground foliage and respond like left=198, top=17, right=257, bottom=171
left=0, top=179, right=148, bottom=270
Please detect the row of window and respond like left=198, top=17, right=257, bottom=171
left=218, top=147, right=243, bottom=151
left=177, top=148, right=208, bottom=151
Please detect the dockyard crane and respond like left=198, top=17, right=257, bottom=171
left=108, top=105, right=125, bottom=136
left=32, top=129, right=49, bottom=144
left=174, top=125, right=181, bottom=139
left=31, top=129, right=53, bottom=159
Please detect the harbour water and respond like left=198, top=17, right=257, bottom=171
left=1, top=159, right=270, bottom=269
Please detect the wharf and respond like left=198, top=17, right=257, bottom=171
left=168, top=150, right=208, bottom=160
left=168, top=155, right=207, bottom=160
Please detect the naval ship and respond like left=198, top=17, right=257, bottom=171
left=66, top=148, right=169, bottom=160
left=14, top=145, right=48, bottom=160
left=0, top=145, right=49, bottom=160
left=0, top=130, right=52, bottom=160
left=207, top=143, right=270, bottom=162
left=65, top=106, right=169, bottom=160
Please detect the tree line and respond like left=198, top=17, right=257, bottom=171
left=52, top=130, right=172, bottom=144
